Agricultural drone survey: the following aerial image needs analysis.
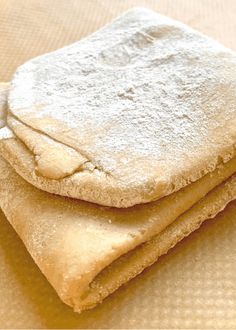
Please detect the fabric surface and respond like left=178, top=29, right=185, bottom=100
left=1, top=0, right=236, bottom=82
left=0, top=0, right=236, bottom=328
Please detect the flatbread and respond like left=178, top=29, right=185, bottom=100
left=0, top=155, right=235, bottom=312
left=3, top=8, right=236, bottom=207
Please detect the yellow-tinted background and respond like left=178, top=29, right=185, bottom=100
left=1, top=0, right=236, bottom=81
left=0, top=0, right=236, bottom=328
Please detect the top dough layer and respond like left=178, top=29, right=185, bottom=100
left=7, top=7, right=236, bottom=207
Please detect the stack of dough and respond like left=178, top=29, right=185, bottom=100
left=0, top=8, right=236, bottom=312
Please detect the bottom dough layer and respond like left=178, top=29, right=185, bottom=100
left=0, top=156, right=235, bottom=312
left=80, top=175, right=236, bottom=312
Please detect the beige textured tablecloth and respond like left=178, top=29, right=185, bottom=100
left=0, top=0, right=236, bottom=328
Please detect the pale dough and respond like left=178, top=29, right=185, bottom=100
left=1, top=82, right=236, bottom=311
left=0, top=155, right=235, bottom=312
left=8, top=115, right=88, bottom=179
left=3, top=8, right=236, bottom=207
left=0, top=83, right=9, bottom=128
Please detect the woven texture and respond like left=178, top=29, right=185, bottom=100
left=1, top=0, right=236, bottom=81
left=0, top=0, right=236, bottom=328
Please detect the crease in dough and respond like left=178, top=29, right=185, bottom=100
left=77, top=175, right=236, bottom=312
left=7, top=115, right=91, bottom=179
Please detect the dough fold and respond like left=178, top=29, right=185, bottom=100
left=0, top=155, right=235, bottom=312
left=3, top=8, right=236, bottom=207
left=0, top=8, right=236, bottom=312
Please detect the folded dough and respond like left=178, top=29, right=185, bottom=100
left=1, top=85, right=236, bottom=312
left=0, top=153, right=235, bottom=312
left=0, top=83, right=9, bottom=128
left=1, top=8, right=236, bottom=313
left=2, top=8, right=236, bottom=207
